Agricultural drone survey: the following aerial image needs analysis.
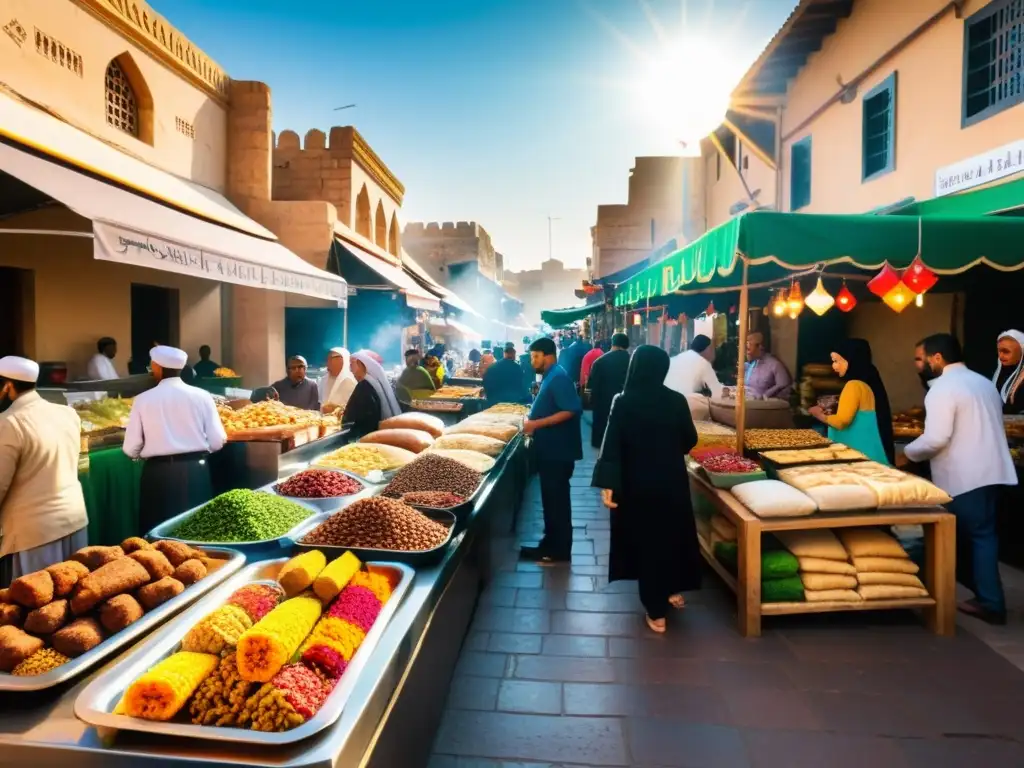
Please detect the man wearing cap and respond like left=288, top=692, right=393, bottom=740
left=0, top=356, right=88, bottom=586
left=270, top=355, right=321, bottom=411
left=123, top=346, right=227, bottom=532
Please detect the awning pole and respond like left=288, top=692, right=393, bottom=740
left=735, top=254, right=750, bottom=454
left=343, top=298, right=349, bottom=348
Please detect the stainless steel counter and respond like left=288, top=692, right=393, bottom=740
left=210, top=429, right=352, bottom=493
left=0, top=438, right=528, bottom=768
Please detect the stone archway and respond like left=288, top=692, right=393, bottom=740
left=388, top=212, right=399, bottom=256
left=374, top=200, right=387, bottom=249
left=104, top=52, right=154, bottom=145
left=355, top=185, right=371, bottom=239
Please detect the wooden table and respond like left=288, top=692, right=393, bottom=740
left=689, top=470, right=957, bottom=638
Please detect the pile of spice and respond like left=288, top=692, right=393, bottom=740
left=382, top=454, right=481, bottom=499
left=301, top=497, right=450, bottom=551
left=173, top=490, right=313, bottom=542
left=276, top=469, right=363, bottom=499
left=698, top=454, right=761, bottom=474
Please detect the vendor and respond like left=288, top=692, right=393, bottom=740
left=193, top=345, right=220, bottom=378
left=122, top=346, right=227, bottom=533
left=743, top=332, right=792, bottom=400
left=318, top=347, right=356, bottom=413
left=992, top=330, right=1024, bottom=415
left=664, top=335, right=724, bottom=398
left=478, top=348, right=497, bottom=377
left=423, top=354, right=446, bottom=387
left=347, top=351, right=402, bottom=434
left=0, top=356, right=88, bottom=586
left=483, top=344, right=530, bottom=405
left=271, top=355, right=320, bottom=411
left=87, top=336, right=120, bottom=380
left=398, top=348, right=436, bottom=393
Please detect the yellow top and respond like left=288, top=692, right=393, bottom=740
left=826, top=380, right=876, bottom=430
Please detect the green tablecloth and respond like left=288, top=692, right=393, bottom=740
left=79, top=446, right=144, bottom=546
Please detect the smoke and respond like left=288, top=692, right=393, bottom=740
left=369, top=322, right=403, bottom=360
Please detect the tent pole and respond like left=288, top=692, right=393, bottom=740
left=735, top=255, right=750, bottom=454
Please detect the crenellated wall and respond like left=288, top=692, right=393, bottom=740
left=272, top=126, right=404, bottom=259
left=402, top=221, right=498, bottom=283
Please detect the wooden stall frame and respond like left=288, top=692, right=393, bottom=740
left=691, top=470, right=956, bottom=638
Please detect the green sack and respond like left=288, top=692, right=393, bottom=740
left=762, top=550, right=799, bottom=580
left=762, top=575, right=805, bottom=603
left=713, top=541, right=738, bottom=575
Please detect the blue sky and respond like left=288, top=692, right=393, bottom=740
left=154, top=0, right=796, bottom=272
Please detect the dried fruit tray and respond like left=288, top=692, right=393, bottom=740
left=402, top=477, right=486, bottom=524
left=0, top=546, right=245, bottom=692
left=288, top=508, right=457, bottom=567
left=74, top=557, right=412, bottom=745
left=272, top=467, right=379, bottom=512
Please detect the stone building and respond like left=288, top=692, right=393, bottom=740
left=504, top=259, right=589, bottom=327
left=0, top=0, right=348, bottom=384
left=403, top=221, right=499, bottom=284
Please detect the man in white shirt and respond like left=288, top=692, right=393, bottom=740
left=664, top=335, right=723, bottom=398
left=0, top=356, right=88, bottom=586
left=123, top=345, right=227, bottom=533
left=86, top=336, right=119, bottom=380
left=318, top=347, right=356, bottom=413
left=904, top=333, right=1015, bottom=625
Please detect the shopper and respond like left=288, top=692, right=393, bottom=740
left=521, top=337, right=582, bottom=564
left=905, top=333, right=1016, bottom=625
left=587, top=333, right=630, bottom=448
left=579, top=343, right=604, bottom=391
left=270, top=355, right=320, bottom=411
left=593, top=345, right=701, bottom=634
left=397, top=349, right=437, bottom=393
left=318, top=347, right=356, bottom=413
left=664, top=335, right=724, bottom=398
left=123, top=346, right=227, bottom=533
left=0, top=356, right=88, bottom=586
left=743, top=331, right=792, bottom=399
left=991, top=330, right=1024, bottom=415
left=482, top=344, right=530, bottom=405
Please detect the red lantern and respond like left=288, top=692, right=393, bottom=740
left=706, top=301, right=716, bottom=316
left=836, top=281, right=857, bottom=312
left=902, top=255, right=938, bottom=294
left=868, top=264, right=901, bottom=297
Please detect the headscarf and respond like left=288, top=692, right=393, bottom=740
left=355, top=349, right=383, bottom=366
left=992, top=330, right=1024, bottom=404
left=351, top=350, right=401, bottom=419
left=322, top=347, right=355, bottom=404
left=834, top=338, right=894, bottom=464
left=624, top=344, right=671, bottom=394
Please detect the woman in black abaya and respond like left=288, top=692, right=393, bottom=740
left=592, top=345, right=702, bottom=634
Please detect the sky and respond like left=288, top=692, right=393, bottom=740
left=153, top=0, right=797, bottom=272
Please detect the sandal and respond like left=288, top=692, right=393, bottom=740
left=668, top=594, right=686, bottom=609
left=645, top=615, right=666, bottom=634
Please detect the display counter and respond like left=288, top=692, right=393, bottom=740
left=689, top=468, right=956, bottom=638
left=0, top=430, right=531, bottom=768
left=210, top=429, right=353, bottom=493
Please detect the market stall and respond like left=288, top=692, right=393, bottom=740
left=0, top=403, right=531, bottom=768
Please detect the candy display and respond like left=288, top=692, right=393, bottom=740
left=238, top=663, right=331, bottom=731
left=400, top=491, right=465, bottom=509
left=743, top=429, right=831, bottom=451
left=314, top=443, right=416, bottom=475
left=227, top=584, right=285, bottom=623
left=218, top=401, right=321, bottom=433
left=277, top=551, right=327, bottom=597
left=123, top=651, right=221, bottom=721
left=382, top=454, right=482, bottom=500
left=698, top=453, right=760, bottom=474
left=237, top=594, right=323, bottom=683
left=172, top=490, right=314, bottom=543
left=188, top=653, right=256, bottom=726
left=275, top=469, right=363, bottom=499
left=181, top=605, right=253, bottom=655
left=312, top=551, right=361, bottom=603
left=301, top=497, right=450, bottom=551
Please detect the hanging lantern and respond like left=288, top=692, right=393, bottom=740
left=902, top=255, right=938, bottom=295
left=632, top=312, right=642, bottom=326
left=882, top=282, right=916, bottom=313
left=805, top=277, right=835, bottom=316
left=868, top=264, right=901, bottom=298
left=772, top=288, right=788, bottom=317
left=786, top=281, right=804, bottom=319
left=836, top=281, right=857, bottom=312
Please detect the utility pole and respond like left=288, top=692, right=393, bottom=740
left=547, top=216, right=560, bottom=262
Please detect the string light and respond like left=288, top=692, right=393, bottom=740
left=771, top=288, right=788, bottom=317
left=786, top=281, right=804, bottom=319
left=805, top=277, right=835, bottom=316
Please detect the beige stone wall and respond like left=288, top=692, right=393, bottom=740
left=0, top=0, right=228, bottom=190
left=779, top=0, right=1024, bottom=214
left=402, top=221, right=498, bottom=283
left=0, top=206, right=222, bottom=377
left=508, top=259, right=589, bottom=326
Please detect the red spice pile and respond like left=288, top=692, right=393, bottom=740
left=277, top=469, right=363, bottom=499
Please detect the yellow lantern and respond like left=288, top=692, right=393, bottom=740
left=805, top=277, right=835, bottom=316
left=771, top=288, right=788, bottom=317
left=786, top=281, right=804, bottom=319
left=882, top=282, right=916, bottom=313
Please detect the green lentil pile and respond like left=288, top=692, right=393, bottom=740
left=173, top=490, right=313, bottom=543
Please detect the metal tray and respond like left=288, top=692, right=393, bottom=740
left=271, top=467, right=378, bottom=512
left=290, top=507, right=456, bottom=567
left=400, top=476, right=486, bottom=524
left=0, top=546, right=245, bottom=692
left=147, top=492, right=322, bottom=552
left=75, top=557, right=412, bottom=745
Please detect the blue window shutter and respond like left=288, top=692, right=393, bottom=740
left=862, top=72, right=897, bottom=181
left=790, top=136, right=812, bottom=211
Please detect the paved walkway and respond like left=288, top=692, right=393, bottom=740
left=430, top=436, right=1024, bottom=768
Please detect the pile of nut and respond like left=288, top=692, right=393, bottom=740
left=400, top=491, right=465, bottom=509
left=275, top=469, right=363, bottom=499
left=743, top=429, right=832, bottom=451
left=300, top=497, right=450, bottom=551
left=381, top=454, right=481, bottom=499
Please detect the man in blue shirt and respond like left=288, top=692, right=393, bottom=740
left=482, top=344, right=530, bottom=405
left=521, top=337, right=582, bottom=563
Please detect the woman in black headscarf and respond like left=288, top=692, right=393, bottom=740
left=808, top=338, right=894, bottom=464
left=592, top=345, right=701, bottom=634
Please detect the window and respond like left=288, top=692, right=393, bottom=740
left=790, top=136, right=812, bottom=211
left=963, top=0, right=1024, bottom=126
left=105, top=59, right=138, bottom=137
left=863, top=72, right=897, bottom=180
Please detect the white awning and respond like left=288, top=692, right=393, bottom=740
left=401, top=249, right=485, bottom=318
left=428, top=317, right=482, bottom=342
left=334, top=237, right=441, bottom=312
left=0, top=91, right=273, bottom=238
left=0, top=140, right=347, bottom=302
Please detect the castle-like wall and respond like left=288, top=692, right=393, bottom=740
left=403, top=221, right=497, bottom=282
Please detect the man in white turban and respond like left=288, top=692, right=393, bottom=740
left=123, top=346, right=227, bottom=532
left=0, top=356, right=88, bottom=586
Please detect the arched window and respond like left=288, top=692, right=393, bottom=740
left=388, top=212, right=399, bottom=256
left=105, top=59, right=139, bottom=137
left=355, top=185, right=372, bottom=239
left=374, top=201, right=387, bottom=249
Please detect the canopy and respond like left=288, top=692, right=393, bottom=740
left=889, top=177, right=1024, bottom=218
left=428, top=316, right=482, bottom=342
left=401, top=250, right=484, bottom=318
left=540, top=303, right=604, bottom=328
left=333, top=233, right=440, bottom=311
left=615, top=209, right=1024, bottom=306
